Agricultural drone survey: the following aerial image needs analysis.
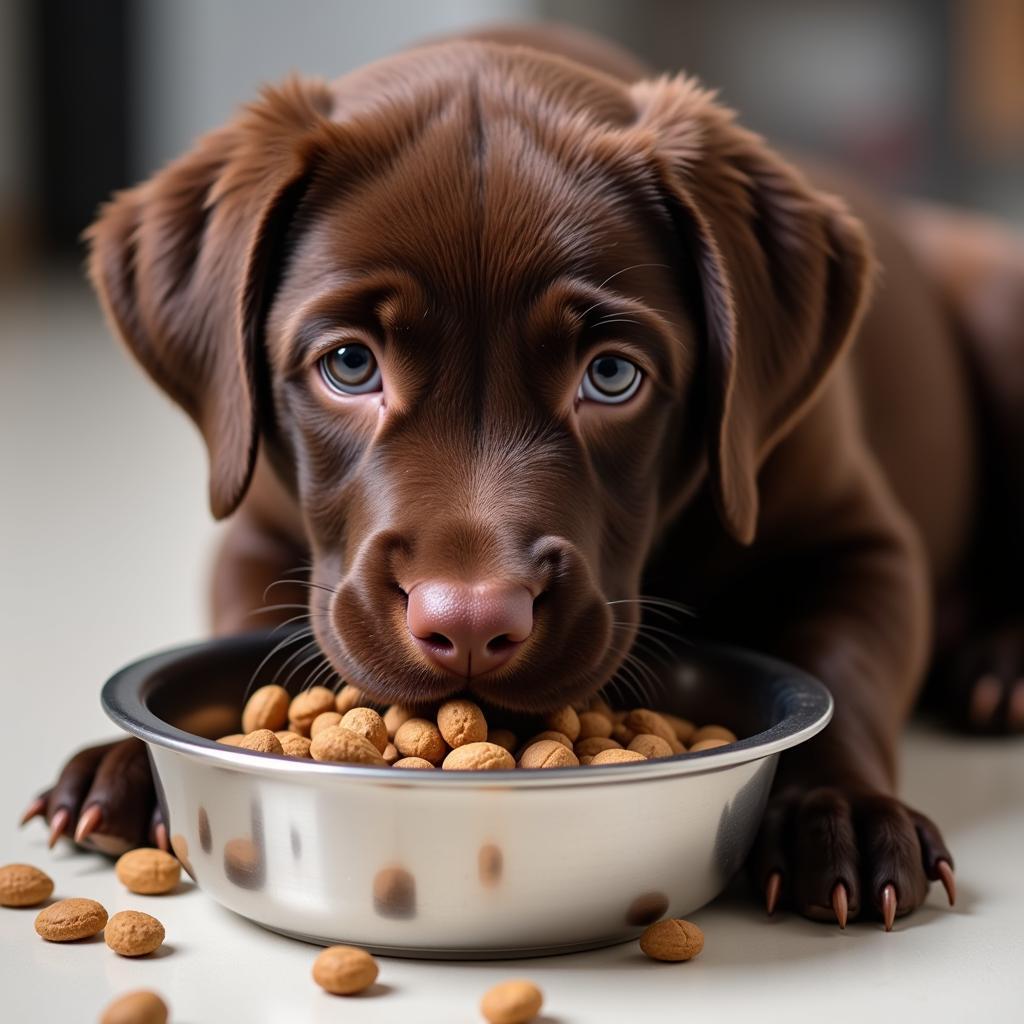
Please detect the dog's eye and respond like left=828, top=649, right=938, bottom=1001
left=319, top=344, right=381, bottom=395
left=579, top=355, right=642, bottom=404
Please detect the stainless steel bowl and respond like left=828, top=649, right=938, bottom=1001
left=102, top=632, right=831, bottom=958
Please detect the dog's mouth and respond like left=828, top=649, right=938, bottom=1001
left=311, top=584, right=632, bottom=715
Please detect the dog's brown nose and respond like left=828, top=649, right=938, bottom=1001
left=406, top=580, right=533, bottom=677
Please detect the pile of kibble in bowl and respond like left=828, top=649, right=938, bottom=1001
left=215, top=684, right=740, bottom=770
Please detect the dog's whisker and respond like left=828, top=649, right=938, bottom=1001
left=244, top=628, right=315, bottom=700
left=283, top=646, right=331, bottom=691
left=607, top=597, right=697, bottom=619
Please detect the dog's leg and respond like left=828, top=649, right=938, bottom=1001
left=731, top=400, right=955, bottom=927
left=24, top=505, right=310, bottom=853
left=902, top=204, right=1024, bottom=732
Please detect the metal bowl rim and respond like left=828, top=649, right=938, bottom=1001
left=102, top=632, right=832, bottom=788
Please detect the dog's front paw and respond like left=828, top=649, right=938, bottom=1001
left=750, top=786, right=955, bottom=929
left=20, top=739, right=163, bottom=856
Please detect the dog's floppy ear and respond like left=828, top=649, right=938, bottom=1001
left=85, top=77, right=339, bottom=519
left=629, top=76, right=874, bottom=544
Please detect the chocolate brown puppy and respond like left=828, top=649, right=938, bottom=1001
left=29, top=24, right=1024, bottom=926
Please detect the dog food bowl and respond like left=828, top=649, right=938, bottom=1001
left=102, top=631, right=831, bottom=958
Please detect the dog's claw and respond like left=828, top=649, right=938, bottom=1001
left=764, top=871, right=781, bottom=916
left=881, top=883, right=897, bottom=931
left=832, top=882, right=848, bottom=929
left=74, top=804, right=103, bottom=844
left=47, top=808, right=70, bottom=849
left=936, top=860, right=956, bottom=907
left=19, top=796, right=47, bottom=827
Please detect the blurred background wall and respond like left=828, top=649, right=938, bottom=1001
left=1, top=0, right=1022, bottom=278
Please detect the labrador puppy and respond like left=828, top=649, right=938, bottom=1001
left=28, top=24, right=1024, bottom=928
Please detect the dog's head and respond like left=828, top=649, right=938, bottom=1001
left=87, top=43, right=871, bottom=711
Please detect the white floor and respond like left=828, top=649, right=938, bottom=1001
left=2, top=277, right=1022, bottom=1022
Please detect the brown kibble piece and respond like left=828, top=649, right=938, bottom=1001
left=340, top=707, right=388, bottom=753
left=383, top=742, right=399, bottom=764
left=437, top=699, right=488, bottom=748
left=576, top=711, right=613, bottom=740
left=480, top=979, right=544, bottom=1024
left=105, top=910, right=165, bottom=957
left=310, top=711, right=342, bottom=737
left=312, top=944, right=379, bottom=995
left=611, top=723, right=635, bottom=746
left=691, top=724, right=738, bottom=745
left=579, top=755, right=594, bottom=765
left=625, top=709, right=676, bottom=746
left=588, top=695, right=614, bottom=719
left=0, top=863, right=54, bottom=907
left=241, top=684, right=290, bottom=733
left=100, top=990, right=169, bottom=1024
left=288, top=686, right=337, bottom=734
left=275, top=731, right=312, bottom=758
left=373, top=865, right=416, bottom=918
left=310, top=726, right=388, bottom=765
left=575, top=736, right=621, bottom=758
left=217, top=734, right=245, bottom=746
left=383, top=703, right=412, bottom=738
left=639, top=917, right=704, bottom=961
left=442, top=742, right=516, bottom=771
left=518, top=739, right=579, bottom=769
left=661, top=712, right=697, bottom=745
left=628, top=734, right=676, bottom=760
left=543, top=706, right=581, bottom=742
left=590, top=748, right=646, bottom=765
left=394, top=718, right=448, bottom=765
left=487, top=728, right=518, bottom=753
left=334, top=685, right=365, bottom=715
left=521, top=730, right=572, bottom=751
left=116, top=848, right=181, bottom=895
left=689, top=737, right=731, bottom=752
left=34, top=897, right=107, bottom=941
left=238, top=729, right=284, bottom=755
left=392, top=756, right=435, bottom=769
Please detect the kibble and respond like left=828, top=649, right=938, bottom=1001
left=639, top=917, right=704, bottom=961
left=544, top=706, right=581, bottom=742
left=99, top=990, right=169, bottom=1024
left=309, top=726, right=388, bottom=766
left=275, top=731, right=312, bottom=758
left=690, top=724, right=738, bottom=746
left=115, top=848, right=181, bottom=895
left=334, top=685, right=365, bottom=715
left=223, top=685, right=739, bottom=771
left=0, top=863, right=53, bottom=907
left=518, top=739, right=579, bottom=769
left=288, top=686, right=337, bottom=735
left=442, top=742, right=516, bottom=771
left=105, top=910, right=165, bottom=957
left=480, top=979, right=544, bottom=1024
left=437, top=699, right=488, bottom=748
left=238, top=729, right=283, bottom=754
left=591, top=748, right=646, bottom=765
left=628, top=733, right=675, bottom=760
left=310, top=711, right=342, bottom=737
left=312, top=945, right=379, bottom=995
left=241, top=684, right=290, bottom=733
left=34, top=897, right=107, bottom=941
left=339, top=707, right=388, bottom=753
left=394, top=718, right=448, bottom=765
